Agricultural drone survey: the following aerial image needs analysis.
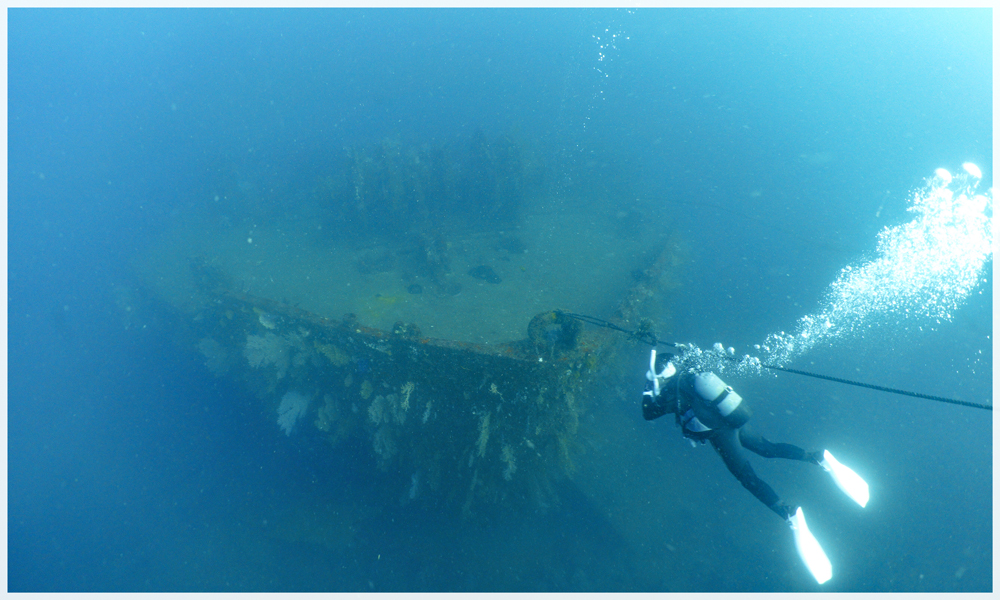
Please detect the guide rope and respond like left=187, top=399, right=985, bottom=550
left=558, top=311, right=991, bottom=412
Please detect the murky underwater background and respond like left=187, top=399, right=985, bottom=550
left=9, top=8, right=992, bottom=592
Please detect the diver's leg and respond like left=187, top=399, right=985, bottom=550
left=739, top=425, right=820, bottom=464
left=710, top=428, right=790, bottom=519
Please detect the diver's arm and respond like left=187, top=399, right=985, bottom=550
left=642, top=379, right=675, bottom=420
left=642, top=348, right=678, bottom=420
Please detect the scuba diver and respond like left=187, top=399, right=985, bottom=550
left=641, top=347, right=869, bottom=584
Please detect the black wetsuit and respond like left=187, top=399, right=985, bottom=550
left=643, top=369, right=818, bottom=520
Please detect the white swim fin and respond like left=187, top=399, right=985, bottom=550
left=819, top=449, right=869, bottom=508
left=787, top=506, right=832, bottom=585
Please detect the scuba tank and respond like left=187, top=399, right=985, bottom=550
left=692, top=372, right=752, bottom=429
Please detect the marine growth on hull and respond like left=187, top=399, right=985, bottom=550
left=134, top=133, right=682, bottom=516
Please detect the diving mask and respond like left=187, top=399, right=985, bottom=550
left=646, top=349, right=676, bottom=398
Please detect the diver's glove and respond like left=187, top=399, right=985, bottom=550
left=645, top=349, right=676, bottom=398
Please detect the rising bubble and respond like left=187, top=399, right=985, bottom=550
left=674, top=166, right=993, bottom=377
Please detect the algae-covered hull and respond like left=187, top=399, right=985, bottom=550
left=169, top=236, right=676, bottom=515
left=133, top=135, right=679, bottom=514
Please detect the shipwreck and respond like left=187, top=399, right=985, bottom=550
left=132, top=134, right=682, bottom=515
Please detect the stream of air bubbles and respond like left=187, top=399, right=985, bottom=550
left=674, top=164, right=993, bottom=377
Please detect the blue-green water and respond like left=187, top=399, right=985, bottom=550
left=9, top=8, right=992, bottom=592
